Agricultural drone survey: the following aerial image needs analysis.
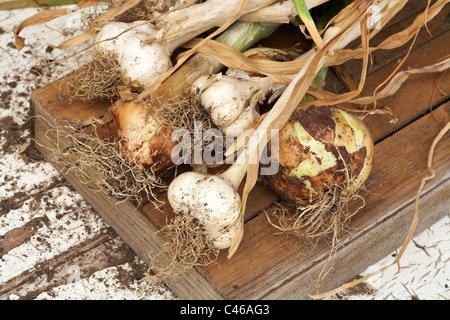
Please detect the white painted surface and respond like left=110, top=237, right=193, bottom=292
left=0, top=5, right=448, bottom=300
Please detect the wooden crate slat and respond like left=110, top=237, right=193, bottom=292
left=201, top=102, right=450, bottom=299
left=31, top=98, right=226, bottom=299
left=31, top=84, right=450, bottom=300
left=324, top=1, right=450, bottom=101
left=27, top=3, right=450, bottom=298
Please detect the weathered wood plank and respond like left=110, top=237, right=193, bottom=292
left=201, top=102, right=450, bottom=299
left=0, top=232, right=118, bottom=298
left=0, top=217, right=47, bottom=259
left=324, top=0, right=450, bottom=98
left=31, top=94, right=226, bottom=300
left=26, top=3, right=450, bottom=299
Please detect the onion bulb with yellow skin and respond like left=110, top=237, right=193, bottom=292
left=265, top=105, right=374, bottom=206
left=101, top=99, right=177, bottom=174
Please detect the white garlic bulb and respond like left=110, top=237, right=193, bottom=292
left=95, top=21, right=174, bottom=88
left=167, top=171, right=242, bottom=249
left=192, top=70, right=273, bottom=136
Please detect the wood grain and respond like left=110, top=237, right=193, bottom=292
left=31, top=94, right=225, bottom=299
left=201, top=102, right=449, bottom=299
left=25, top=3, right=450, bottom=299
left=30, top=66, right=450, bottom=300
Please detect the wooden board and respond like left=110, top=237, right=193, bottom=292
left=29, top=3, right=450, bottom=299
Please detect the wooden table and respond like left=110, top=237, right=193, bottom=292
left=1, top=1, right=449, bottom=299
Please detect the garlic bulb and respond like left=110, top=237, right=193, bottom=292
left=264, top=105, right=374, bottom=206
left=93, top=0, right=283, bottom=89
left=192, top=70, right=272, bottom=136
left=95, top=21, right=178, bottom=88
left=167, top=171, right=242, bottom=249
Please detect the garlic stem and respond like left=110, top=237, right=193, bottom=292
left=96, top=19, right=278, bottom=92
left=292, top=0, right=325, bottom=48
left=219, top=157, right=249, bottom=190
left=155, top=21, right=279, bottom=97
left=255, top=0, right=392, bottom=144
left=237, top=0, right=330, bottom=24
left=154, top=0, right=333, bottom=45
left=239, top=0, right=391, bottom=107
left=151, top=0, right=281, bottom=46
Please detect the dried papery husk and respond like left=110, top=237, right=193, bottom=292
left=183, top=38, right=296, bottom=84
left=144, top=214, right=220, bottom=283
left=38, top=116, right=167, bottom=206
left=305, top=54, right=450, bottom=115
left=184, top=0, right=449, bottom=87
left=226, top=1, right=375, bottom=258
left=292, top=1, right=450, bottom=114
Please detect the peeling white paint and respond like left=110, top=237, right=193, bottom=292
left=0, top=4, right=448, bottom=301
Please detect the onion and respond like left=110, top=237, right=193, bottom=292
left=101, top=99, right=176, bottom=173
left=94, top=21, right=178, bottom=89
left=264, top=105, right=374, bottom=206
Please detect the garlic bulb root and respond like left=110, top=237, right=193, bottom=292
left=167, top=171, right=242, bottom=249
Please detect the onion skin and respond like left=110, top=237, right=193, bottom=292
left=264, top=106, right=374, bottom=206
left=101, top=100, right=176, bottom=174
